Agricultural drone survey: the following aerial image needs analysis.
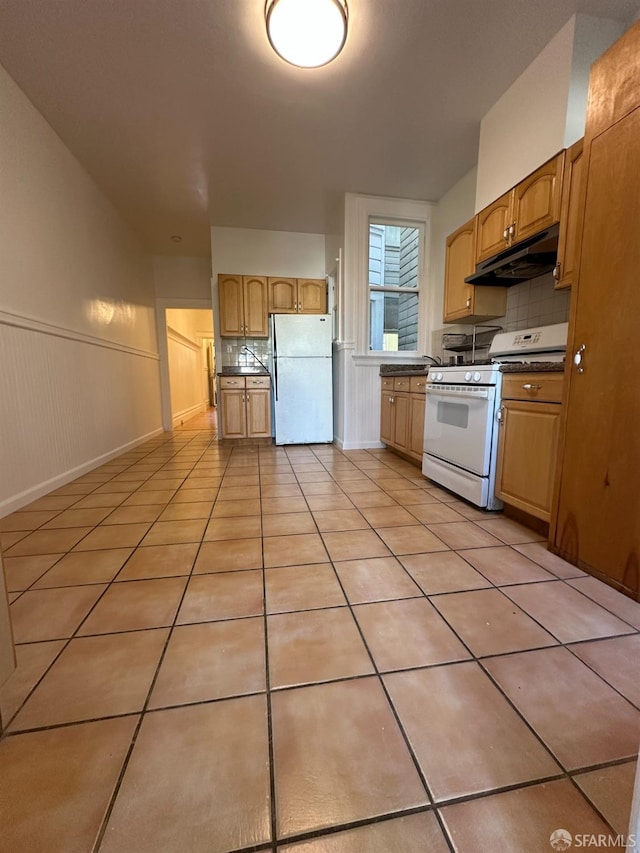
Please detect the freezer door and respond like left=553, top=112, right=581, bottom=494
left=274, top=357, right=333, bottom=444
left=273, top=314, right=332, bottom=357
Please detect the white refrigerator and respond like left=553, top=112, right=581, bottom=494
left=271, top=314, right=333, bottom=444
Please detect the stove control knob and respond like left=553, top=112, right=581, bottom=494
left=464, top=371, right=472, bottom=381
left=436, top=372, right=444, bottom=382
left=473, top=372, right=482, bottom=382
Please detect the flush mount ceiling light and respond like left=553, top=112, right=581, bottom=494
left=265, top=0, right=348, bottom=68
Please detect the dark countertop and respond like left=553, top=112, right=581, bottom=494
left=218, top=367, right=270, bottom=376
left=499, top=362, right=565, bottom=374
left=379, top=364, right=429, bottom=376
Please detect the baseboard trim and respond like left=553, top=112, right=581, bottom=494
left=171, top=402, right=205, bottom=428
left=0, top=427, right=165, bottom=518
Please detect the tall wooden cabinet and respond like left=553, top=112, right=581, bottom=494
left=552, top=21, right=640, bottom=597
left=218, top=275, right=269, bottom=338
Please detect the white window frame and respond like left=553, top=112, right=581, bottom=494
left=343, top=193, right=434, bottom=359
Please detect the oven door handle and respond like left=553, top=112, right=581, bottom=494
left=426, top=386, right=491, bottom=400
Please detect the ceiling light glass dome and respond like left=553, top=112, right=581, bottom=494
left=265, top=0, right=348, bottom=68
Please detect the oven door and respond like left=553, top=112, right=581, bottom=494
left=424, top=384, right=497, bottom=477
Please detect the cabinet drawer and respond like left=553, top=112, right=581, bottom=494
left=393, top=377, right=411, bottom=392
left=381, top=377, right=394, bottom=391
left=501, top=372, right=564, bottom=403
left=410, top=376, right=428, bottom=394
left=245, top=376, right=271, bottom=389
left=219, top=376, right=245, bottom=389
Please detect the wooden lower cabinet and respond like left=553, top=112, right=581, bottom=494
left=495, top=373, right=563, bottom=521
left=219, top=376, right=271, bottom=439
left=380, top=375, right=426, bottom=464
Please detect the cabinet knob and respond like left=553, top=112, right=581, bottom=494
left=466, top=296, right=471, bottom=309
left=553, top=261, right=561, bottom=281
left=574, top=343, right=586, bottom=373
left=509, top=222, right=516, bottom=239
left=503, top=228, right=509, bottom=243
left=521, top=383, right=542, bottom=391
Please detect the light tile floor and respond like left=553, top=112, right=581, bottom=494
left=1, top=417, right=639, bottom=852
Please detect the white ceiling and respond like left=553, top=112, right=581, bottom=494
left=0, top=0, right=638, bottom=256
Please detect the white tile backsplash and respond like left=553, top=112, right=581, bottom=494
left=220, top=336, right=272, bottom=369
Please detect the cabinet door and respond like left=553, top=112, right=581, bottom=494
left=496, top=400, right=561, bottom=521
left=511, top=153, right=564, bottom=243
left=297, top=279, right=327, bottom=314
left=268, top=278, right=297, bottom=313
left=392, top=393, right=411, bottom=452
left=218, top=275, right=244, bottom=337
left=243, top=276, right=269, bottom=337
left=219, top=390, right=246, bottom=438
left=475, top=192, right=512, bottom=262
left=246, top=389, right=272, bottom=438
left=443, top=219, right=476, bottom=322
left=380, top=393, right=394, bottom=446
left=554, top=139, right=583, bottom=290
left=409, top=393, right=426, bottom=460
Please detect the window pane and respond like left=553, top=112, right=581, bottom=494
left=370, top=291, right=418, bottom=351
left=369, top=224, right=420, bottom=288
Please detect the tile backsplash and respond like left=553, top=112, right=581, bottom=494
left=219, top=337, right=272, bottom=369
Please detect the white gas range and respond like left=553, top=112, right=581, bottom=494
left=422, top=323, right=568, bottom=510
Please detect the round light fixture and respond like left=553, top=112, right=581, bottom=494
left=265, top=0, right=348, bottom=68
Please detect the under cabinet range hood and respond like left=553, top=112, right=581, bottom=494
left=465, top=223, right=559, bottom=286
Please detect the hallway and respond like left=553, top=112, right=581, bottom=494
left=0, top=423, right=639, bottom=852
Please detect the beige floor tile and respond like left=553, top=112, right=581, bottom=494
left=10, top=585, right=107, bottom=642
left=390, top=489, right=442, bottom=505
left=73, top=523, right=150, bottom=551
left=116, top=543, right=198, bottom=580
left=312, top=509, right=370, bottom=532
left=503, top=581, right=634, bottom=643
left=348, top=492, right=398, bottom=508
left=1, top=531, right=28, bottom=551
left=299, top=482, right=343, bottom=495
left=261, top=473, right=297, bottom=485
left=458, top=546, right=555, bottom=586
left=218, top=485, right=260, bottom=501
left=573, top=760, right=637, bottom=835
left=272, top=678, right=427, bottom=838
left=10, top=629, right=168, bottom=730
left=123, top=489, right=177, bottom=506
left=41, top=507, right=113, bottom=528
left=263, top=512, right=317, bottom=536
left=78, top=578, right=187, bottom=635
left=512, top=541, right=586, bottom=579
left=204, top=515, right=261, bottom=540
left=375, top=525, right=449, bottom=556
left=22, top=495, right=81, bottom=512
left=334, top=557, right=422, bottom=604
left=2, top=553, right=63, bottom=591
left=355, top=598, right=470, bottom=671
left=399, top=551, right=492, bottom=594
left=432, top=588, right=558, bottom=656
left=268, top=608, right=374, bottom=688
left=221, top=473, right=260, bottom=486
left=384, top=662, right=560, bottom=801
left=72, top=492, right=129, bottom=509
left=277, top=812, right=449, bottom=852
left=262, top=496, right=310, bottom=514
left=262, top=484, right=304, bottom=498
left=211, top=498, right=261, bottom=517
left=149, top=618, right=265, bottom=709
left=141, top=518, right=207, bottom=546
left=193, top=538, right=263, bottom=573
left=424, top=522, right=503, bottom=550
left=0, top=717, right=137, bottom=853
left=305, top=494, right=355, bottom=511
left=0, top=640, right=66, bottom=724
left=569, top=634, right=640, bottom=706
left=5, top=527, right=94, bottom=557
left=567, top=576, right=640, bottom=628
left=102, top=504, right=165, bottom=525
left=34, top=548, right=133, bottom=588
left=177, top=571, right=264, bottom=623
left=440, top=778, right=611, bottom=853
left=172, top=487, right=218, bottom=503
left=322, top=530, right=391, bottom=562
left=406, top=503, right=467, bottom=524
left=474, top=516, right=546, bottom=544
left=0, top=510, right=61, bottom=532
left=264, top=533, right=329, bottom=568
left=484, top=647, right=640, bottom=769
left=265, top=564, right=347, bottom=613
left=101, top=697, right=271, bottom=853
left=358, top=506, right=417, bottom=527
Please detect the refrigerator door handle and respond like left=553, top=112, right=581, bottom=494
left=274, top=357, right=279, bottom=401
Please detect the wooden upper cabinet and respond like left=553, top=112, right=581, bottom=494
left=218, top=275, right=245, bottom=337
left=218, top=275, right=268, bottom=338
left=268, top=277, right=327, bottom=314
left=268, top=278, right=297, bottom=313
left=243, top=276, right=269, bottom=337
left=554, top=138, right=584, bottom=290
left=475, top=192, right=512, bottom=263
left=444, top=218, right=507, bottom=324
left=511, top=153, right=564, bottom=244
left=297, top=279, right=327, bottom=314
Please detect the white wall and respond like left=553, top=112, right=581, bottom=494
left=0, top=63, right=163, bottom=516
left=165, top=309, right=213, bottom=426
left=475, top=14, right=623, bottom=211
left=153, top=256, right=212, bottom=301
left=210, top=227, right=326, bottom=279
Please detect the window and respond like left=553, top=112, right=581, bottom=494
left=368, top=222, right=421, bottom=351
